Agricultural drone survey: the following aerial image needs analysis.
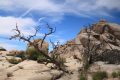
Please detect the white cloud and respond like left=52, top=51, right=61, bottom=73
left=0, top=0, right=14, bottom=10
left=0, top=0, right=120, bottom=22
left=0, top=0, right=63, bottom=14
left=0, top=16, right=37, bottom=37
left=96, top=0, right=120, bottom=10
left=63, top=0, right=120, bottom=17
left=0, top=0, right=119, bottom=21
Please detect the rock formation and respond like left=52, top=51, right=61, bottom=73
left=53, top=20, right=120, bottom=64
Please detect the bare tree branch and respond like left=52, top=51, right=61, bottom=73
left=27, top=26, right=39, bottom=41
left=10, top=23, right=32, bottom=43
left=50, top=40, right=60, bottom=50
left=40, top=23, right=56, bottom=48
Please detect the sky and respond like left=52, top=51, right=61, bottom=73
left=0, top=0, right=120, bottom=51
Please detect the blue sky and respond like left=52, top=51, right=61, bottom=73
left=0, top=0, right=120, bottom=51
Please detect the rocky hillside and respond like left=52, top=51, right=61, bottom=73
left=0, top=20, right=120, bottom=80
left=53, top=20, right=120, bottom=64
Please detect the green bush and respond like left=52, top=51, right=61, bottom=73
left=79, top=74, right=86, bottom=80
left=37, top=54, right=47, bottom=63
left=26, top=47, right=39, bottom=60
left=92, top=71, right=107, bottom=80
left=112, top=72, right=118, bottom=78
left=112, top=71, right=120, bottom=78
left=117, top=71, right=120, bottom=77
left=26, top=46, right=46, bottom=61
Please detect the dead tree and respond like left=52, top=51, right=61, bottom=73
left=10, top=23, right=67, bottom=72
left=79, top=26, right=92, bottom=80
left=49, top=40, right=67, bottom=69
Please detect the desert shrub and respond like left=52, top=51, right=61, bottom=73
left=92, top=71, right=107, bottom=80
left=7, top=57, right=21, bottom=64
left=57, top=56, right=66, bottom=67
left=51, top=54, right=66, bottom=68
left=37, top=54, right=47, bottom=63
left=79, top=74, right=86, bottom=80
left=117, top=71, right=120, bottom=77
left=26, top=46, right=46, bottom=61
left=112, top=71, right=120, bottom=78
left=112, top=72, right=118, bottom=78
left=26, top=47, right=39, bottom=60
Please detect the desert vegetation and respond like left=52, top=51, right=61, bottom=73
left=112, top=71, right=120, bottom=78
left=92, top=71, right=107, bottom=80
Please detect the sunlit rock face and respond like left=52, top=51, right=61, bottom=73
left=76, top=20, right=120, bottom=64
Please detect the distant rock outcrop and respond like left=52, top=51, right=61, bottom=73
left=0, top=47, right=6, bottom=51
